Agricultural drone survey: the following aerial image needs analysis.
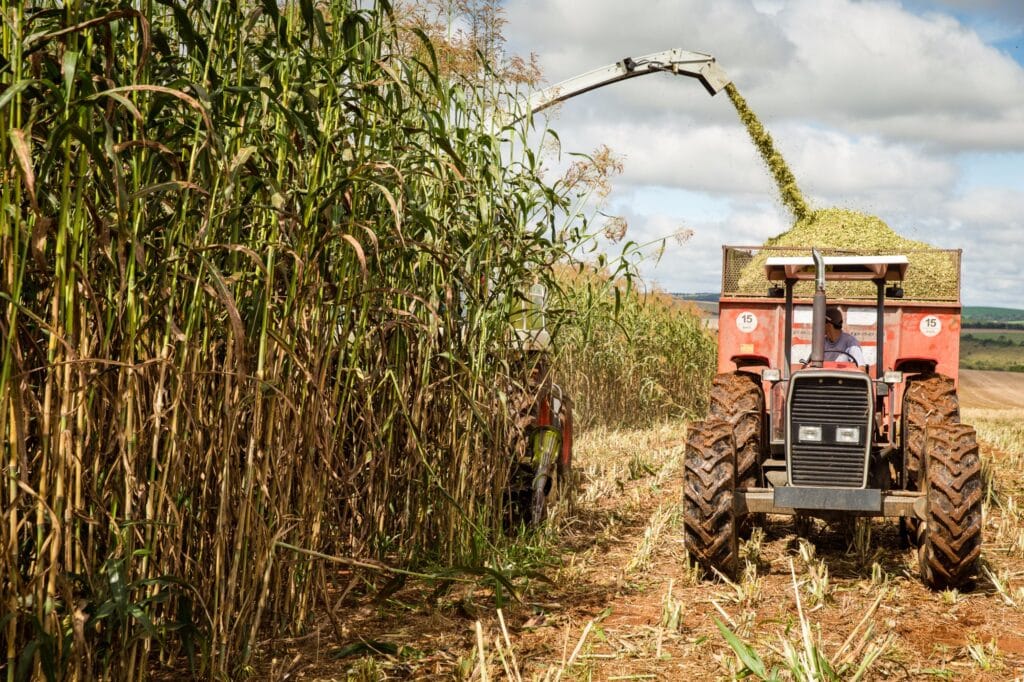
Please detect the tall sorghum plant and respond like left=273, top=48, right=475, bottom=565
left=555, top=268, right=717, bottom=429
left=1, top=0, right=579, bottom=677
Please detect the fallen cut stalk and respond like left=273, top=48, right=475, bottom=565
left=556, top=619, right=594, bottom=681
left=274, top=541, right=475, bottom=582
left=497, top=609, right=523, bottom=682
left=475, top=620, right=489, bottom=682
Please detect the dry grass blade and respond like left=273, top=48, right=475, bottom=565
left=7, top=128, right=36, bottom=209
left=555, top=619, right=594, bottom=681
left=475, top=620, right=489, bottom=682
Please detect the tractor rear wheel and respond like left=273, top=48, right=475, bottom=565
left=709, top=372, right=765, bottom=489
left=903, top=373, right=960, bottom=488
left=918, top=423, right=982, bottom=590
left=683, top=419, right=739, bottom=580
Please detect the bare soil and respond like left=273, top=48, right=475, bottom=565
left=959, top=369, right=1024, bottom=409
left=256, top=375, right=1024, bottom=681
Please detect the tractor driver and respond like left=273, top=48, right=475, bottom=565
left=824, top=306, right=864, bottom=365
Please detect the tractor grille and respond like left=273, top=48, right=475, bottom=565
left=788, top=375, right=871, bottom=488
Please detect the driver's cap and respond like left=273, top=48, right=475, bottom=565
left=825, top=306, right=843, bottom=329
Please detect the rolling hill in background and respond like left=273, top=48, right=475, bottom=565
left=962, top=307, right=1024, bottom=327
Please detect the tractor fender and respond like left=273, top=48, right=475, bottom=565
left=730, top=353, right=770, bottom=370
left=894, top=357, right=938, bottom=375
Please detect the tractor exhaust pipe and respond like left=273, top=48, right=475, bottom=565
left=809, top=248, right=826, bottom=367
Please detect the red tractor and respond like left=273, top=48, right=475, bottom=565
left=684, top=247, right=981, bottom=589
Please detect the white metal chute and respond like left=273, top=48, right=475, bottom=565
left=524, top=48, right=731, bottom=117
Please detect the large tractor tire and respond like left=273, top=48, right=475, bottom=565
left=903, top=373, right=960, bottom=488
left=683, top=419, right=739, bottom=580
left=918, top=423, right=982, bottom=590
left=709, top=372, right=765, bottom=489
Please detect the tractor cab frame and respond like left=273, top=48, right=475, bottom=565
left=753, top=252, right=914, bottom=516
left=684, top=246, right=982, bottom=590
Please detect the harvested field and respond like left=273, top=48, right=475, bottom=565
left=960, top=369, right=1024, bottom=410
left=262, top=399, right=1024, bottom=680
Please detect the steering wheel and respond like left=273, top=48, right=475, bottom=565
left=797, top=350, right=860, bottom=368
left=825, top=350, right=859, bottom=365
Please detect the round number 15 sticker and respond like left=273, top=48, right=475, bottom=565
left=920, top=315, right=941, bottom=337
left=736, top=311, right=758, bottom=333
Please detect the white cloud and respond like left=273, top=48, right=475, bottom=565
left=948, top=186, right=1024, bottom=224
left=504, top=0, right=1024, bottom=305
left=542, top=118, right=957, bottom=202
left=760, top=0, right=1024, bottom=149
left=510, top=0, right=1024, bottom=150
left=946, top=188, right=1024, bottom=305
left=505, top=0, right=792, bottom=84
left=624, top=205, right=792, bottom=293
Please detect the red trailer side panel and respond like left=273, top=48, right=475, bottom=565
left=718, top=299, right=961, bottom=383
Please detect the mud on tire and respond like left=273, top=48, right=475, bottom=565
left=918, top=423, right=982, bottom=590
left=683, top=419, right=738, bottom=579
left=903, top=373, right=960, bottom=488
left=709, top=372, right=765, bottom=489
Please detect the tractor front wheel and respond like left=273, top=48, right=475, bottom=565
left=903, top=373, right=960, bottom=488
left=918, top=423, right=983, bottom=590
left=683, top=419, right=739, bottom=580
left=903, top=373, right=961, bottom=545
left=709, top=372, right=764, bottom=489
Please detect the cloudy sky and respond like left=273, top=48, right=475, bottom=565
left=502, top=0, right=1024, bottom=307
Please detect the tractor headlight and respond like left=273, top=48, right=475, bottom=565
left=798, top=425, right=823, bottom=442
left=835, top=427, right=860, bottom=444
left=883, top=370, right=903, bottom=385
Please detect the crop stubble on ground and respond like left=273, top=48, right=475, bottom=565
left=264, top=371, right=1024, bottom=680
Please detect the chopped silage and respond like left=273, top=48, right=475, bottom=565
left=724, top=86, right=959, bottom=302
left=726, top=83, right=810, bottom=222
left=732, top=208, right=960, bottom=301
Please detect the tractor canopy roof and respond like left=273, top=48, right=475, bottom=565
left=764, top=255, right=909, bottom=282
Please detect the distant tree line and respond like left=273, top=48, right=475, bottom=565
left=961, top=334, right=1024, bottom=348
left=962, top=321, right=1024, bottom=330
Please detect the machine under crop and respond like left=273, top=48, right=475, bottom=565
left=684, top=247, right=981, bottom=589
